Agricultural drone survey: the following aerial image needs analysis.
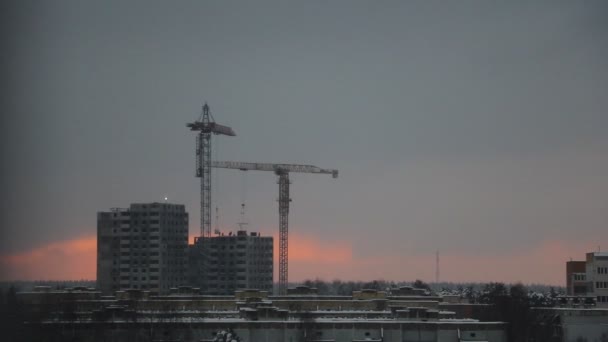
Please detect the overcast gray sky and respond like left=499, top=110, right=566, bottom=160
left=1, top=0, right=607, bottom=284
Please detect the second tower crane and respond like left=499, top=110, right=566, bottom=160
left=211, top=161, right=338, bottom=295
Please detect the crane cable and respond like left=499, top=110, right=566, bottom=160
left=240, top=170, right=248, bottom=228
left=213, top=135, right=220, bottom=235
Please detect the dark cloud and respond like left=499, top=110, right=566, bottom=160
left=1, top=1, right=607, bottom=283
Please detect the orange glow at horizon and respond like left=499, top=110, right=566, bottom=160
left=0, top=236, right=97, bottom=281
left=273, top=232, right=352, bottom=263
left=0, top=232, right=599, bottom=286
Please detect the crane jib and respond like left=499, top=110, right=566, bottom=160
left=211, top=161, right=337, bottom=177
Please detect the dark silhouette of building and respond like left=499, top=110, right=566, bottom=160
left=190, top=230, right=273, bottom=295
left=97, top=202, right=188, bottom=294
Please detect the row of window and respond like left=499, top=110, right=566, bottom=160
left=119, top=232, right=153, bottom=238
left=120, top=237, right=160, bottom=245
left=119, top=251, right=160, bottom=256
left=573, top=274, right=586, bottom=281
left=119, top=276, right=159, bottom=281
left=120, top=254, right=186, bottom=259
left=117, top=224, right=185, bottom=230
left=213, top=262, right=272, bottom=268
left=208, top=276, right=249, bottom=281
left=132, top=212, right=159, bottom=217
left=120, top=268, right=160, bottom=273
left=210, top=244, right=272, bottom=249
left=208, top=260, right=248, bottom=265
left=123, top=267, right=160, bottom=272
left=120, top=260, right=186, bottom=266
left=598, top=296, right=608, bottom=303
left=208, top=284, right=246, bottom=289
left=598, top=267, right=608, bottom=274
left=596, top=281, right=608, bottom=289
left=209, top=251, right=272, bottom=256
left=207, top=275, right=272, bottom=281
left=133, top=204, right=183, bottom=210
left=117, top=229, right=186, bottom=236
left=118, top=276, right=185, bottom=282
left=130, top=220, right=187, bottom=225
left=130, top=212, right=186, bottom=218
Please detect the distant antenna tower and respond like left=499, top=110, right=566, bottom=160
left=435, top=251, right=440, bottom=284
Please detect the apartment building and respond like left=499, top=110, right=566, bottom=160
left=566, top=260, right=587, bottom=296
left=97, top=202, right=189, bottom=294
left=586, top=252, right=608, bottom=307
left=189, top=230, right=273, bottom=295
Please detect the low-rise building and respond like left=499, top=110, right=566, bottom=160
left=565, top=251, right=608, bottom=308
left=16, top=288, right=509, bottom=342
left=587, top=252, right=608, bottom=308
left=566, top=260, right=587, bottom=296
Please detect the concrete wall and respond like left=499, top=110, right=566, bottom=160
left=27, top=321, right=507, bottom=342
left=560, top=309, right=608, bottom=342
left=588, top=253, right=608, bottom=308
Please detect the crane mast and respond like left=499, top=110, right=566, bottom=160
left=277, top=170, right=290, bottom=296
left=211, top=160, right=338, bottom=295
left=187, top=103, right=236, bottom=238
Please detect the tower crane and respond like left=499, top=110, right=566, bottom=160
left=187, top=103, right=236, bottom=238
left=211, top=160, right=338, bottom=295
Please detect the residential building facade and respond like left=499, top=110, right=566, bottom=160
left=189, top=230, right=273, bottom=295
left=586, top=252, right=608, bottom=308
left=97, top=202, right=189, bottom=294
left=566, top=260, right=587, bottom=296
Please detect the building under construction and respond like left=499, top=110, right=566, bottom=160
left=189, top=230, right=273, bottom=295
left=186, top=103, right=337, bottom=295
left=97, top=202, right=189, bottom=295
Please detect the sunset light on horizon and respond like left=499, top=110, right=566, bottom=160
left=2, top=1, right=608, bottom=340
left=1, top=231, right=602, bottom=286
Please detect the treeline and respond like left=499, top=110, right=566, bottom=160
left=0, top=280, right=96, bottom=292
left=298, top=279, right=564, bottom=341
left=297, top=278, right=563, bottom=301
left=294, top=279, right=432, bottom=295
left=471, top=282, right=561, bottom=342
left=0, top=280, right=566, bottom=342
